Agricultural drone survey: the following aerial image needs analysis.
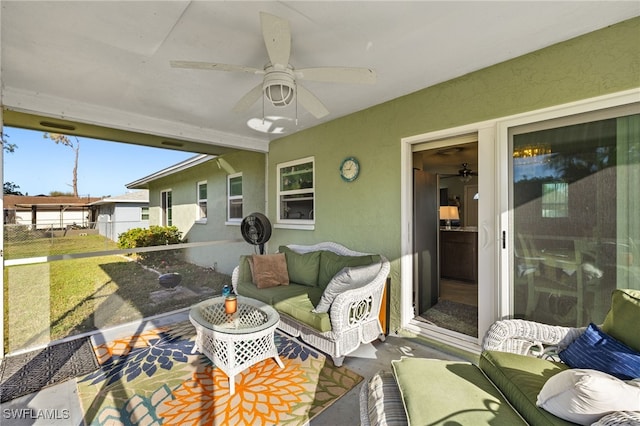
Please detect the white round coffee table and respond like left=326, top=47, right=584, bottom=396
left=189, top=295, right=284, bottom=395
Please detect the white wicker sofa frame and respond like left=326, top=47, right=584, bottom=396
left=231, top=242, right=390, bottom=367
left=482, top=318, right=586, bottom=359
left=482, top=319, right=640, bottom=425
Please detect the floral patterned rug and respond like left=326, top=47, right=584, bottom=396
left=76, top=321, right=362, bottom=425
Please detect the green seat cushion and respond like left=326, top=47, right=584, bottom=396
left=279, top=246, right=321, bottom=287
left=602, top=288, right=640, bottom=352
left=318, top=251, right=381, bottom=288
left=479, top=350, right=572, bottom=426
left=274, top=290, right=331, bottom=333
left=235, top=281, right=330, bottom=332
left=391, top=357, right=526, bottom=426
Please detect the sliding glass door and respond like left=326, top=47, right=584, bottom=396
left=509, top=105, right=639, bottom=327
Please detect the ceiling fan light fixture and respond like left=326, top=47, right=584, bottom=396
left=263, top=70, right=295, bottom=107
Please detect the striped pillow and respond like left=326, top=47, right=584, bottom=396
left=592, top=411, right=640, bottom=426
left=365, top=371, right=408, bottom=426
left=559, top=323, right=640, bottom=380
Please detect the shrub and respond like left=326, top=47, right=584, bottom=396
left=117, top=225, right=183, bottom=249
left=118, top=226, right=185, bottom=267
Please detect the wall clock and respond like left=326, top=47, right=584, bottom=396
left=340, top=156, right=360, bottom=182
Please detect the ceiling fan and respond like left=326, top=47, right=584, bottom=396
left=441, top=163, right=478, bottom=181
left=458, top=163, right=477, bottom=178
left=170, top=12, right=376, bottom=119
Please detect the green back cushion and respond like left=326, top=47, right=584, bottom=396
left=602, top=289, right=640, bottom=352
left=318, top=251, right=381, bottom=288
left=279, top=246, right=321, bottom=287
left=392, top=357, right=526, bottom=425
left=479, top=350, right=572, bottom=426
left=237, top=255, right=252, bottom=283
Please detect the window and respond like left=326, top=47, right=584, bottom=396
left=541, top=182, right=568, bottom=218
left=141, top=206, right=149, bottom=221
left=197, top=181, right=207, bottom=221
left=161, top=189, right=172, bottom=226
left=277, top=157, right=314, bottom=224
left=227, top=173, right=243, bottom=221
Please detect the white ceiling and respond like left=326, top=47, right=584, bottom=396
left=2, top=1, right=638, bottom=154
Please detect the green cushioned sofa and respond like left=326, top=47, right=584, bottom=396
left=360, top=289, right=640, bottom=425
left=232, top=242, right=390, bottom=366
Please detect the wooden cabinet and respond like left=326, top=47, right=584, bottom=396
left=440, top=230, right=478, bottom=282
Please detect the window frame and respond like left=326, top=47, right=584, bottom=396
left=276, top=156, right=315, bottom=229
left=503, top=99, right=640, bottom=323
left=161, top=189, right=172, bottom=226
left=141, top=206, right=149, bottom=221
left=227, top=172, right=243, bottom=223
left=196, top=180, right=207, bottom=223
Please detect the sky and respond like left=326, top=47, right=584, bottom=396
left=3, top=127, right=194, bottom=197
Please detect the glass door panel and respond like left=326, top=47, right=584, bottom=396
left=510, top=110, right=639, bottom=327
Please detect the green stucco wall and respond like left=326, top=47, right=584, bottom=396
left=147, top=150, right=265, bottom=274
left=265, top=17, right=640, bottom=332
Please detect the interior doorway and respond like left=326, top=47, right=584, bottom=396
left=412, top=140, right=479, bottom=337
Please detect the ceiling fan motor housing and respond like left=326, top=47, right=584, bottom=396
left=263, top=67, right=296, bottom=107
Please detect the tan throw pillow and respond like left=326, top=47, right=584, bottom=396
left=251, top=253, right=289, bottom=289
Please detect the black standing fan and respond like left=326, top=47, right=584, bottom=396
left=241, top=212, right=272, bottom=254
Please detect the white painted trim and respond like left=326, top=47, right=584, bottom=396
left=2, top=87, right=270, bottom=153
left=477, top=125, right=498, bottom=338
left=227, top=172, right=243, bottom=222
left=399, top=136, right=414, bottom=328
left=273, top=223, right=315, bottom=231
left=495, top=88, right=640, bottom=319
left=405, top=320, right=481, bottom=354
left=400, top=88, right=639, bottom=351
left=276, top=156, right=315, bottom=226
left=127, top=154, right=213, bottom=188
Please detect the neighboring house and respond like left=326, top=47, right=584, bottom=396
left=89, top=190, right=150, bottom=241
left=3, top=195, right=101, bottom=230
left=126, top=151, right=266, bottom=274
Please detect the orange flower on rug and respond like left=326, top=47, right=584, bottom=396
left=77, top=321, right=361, bottom=425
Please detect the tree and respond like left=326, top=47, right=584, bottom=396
left=44, top=133, right=80, bottom=197
left=3, top=182, right=23, bottom=195
left=1, top=132, right=17, bottom=153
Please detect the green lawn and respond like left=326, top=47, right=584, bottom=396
left=3, top=233, right=230, bottom=353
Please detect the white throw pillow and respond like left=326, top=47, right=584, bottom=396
left=537, top=369, right=640, bottom=425
left=312, top=262, right=382, bottom=313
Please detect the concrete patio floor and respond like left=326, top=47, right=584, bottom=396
left=0, top=311, right=464, bottom=425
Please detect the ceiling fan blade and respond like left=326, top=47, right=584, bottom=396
left=260, top=12, right=291, bottom=66
left=232, top=83, right=264, bottom=112
left=297, top=85, right=329, bottom=119
left=296, top=67, right=376, bottom=84
left=170, top=60, right=263, bottom=75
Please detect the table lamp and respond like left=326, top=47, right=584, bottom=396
left=440, top=206, right=459, bottom=229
